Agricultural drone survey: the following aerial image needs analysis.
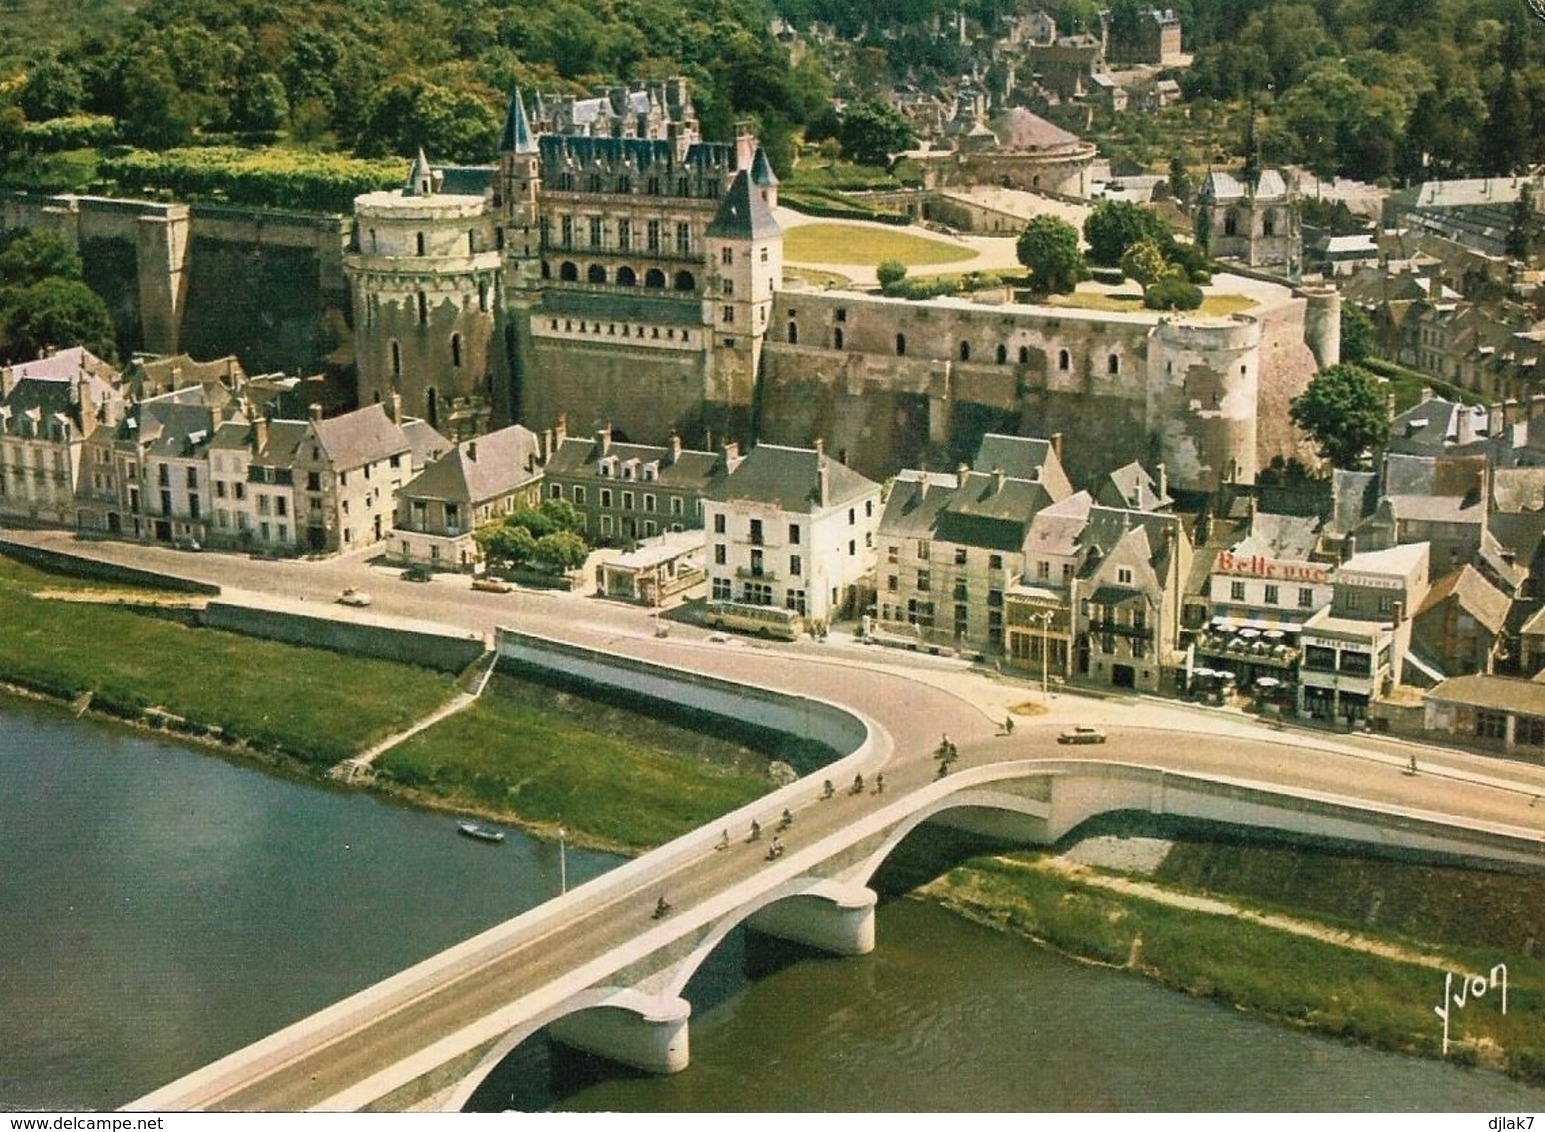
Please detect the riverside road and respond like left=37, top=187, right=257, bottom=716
left=7, top=532, right=1545, bottom=1111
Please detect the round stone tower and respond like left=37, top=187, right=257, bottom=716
left=345, top=150, right=502, bottom=440
left=1301, top=284, right=1341, bottom=371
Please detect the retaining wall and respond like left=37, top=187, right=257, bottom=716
left=201, top=602, right=484, bottom=673
left=0, top=538, right=220, bottom=595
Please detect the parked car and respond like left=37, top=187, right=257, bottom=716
left=1057, top=725, right=1106, bottom=745
left=402, top=564, right=433, bottom=582
left=471, top=577, right=512, bottom=594
left=337, top=587, right=372, bottom=607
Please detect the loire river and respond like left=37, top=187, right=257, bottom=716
left=4, top=694, right=1541, bottom=1112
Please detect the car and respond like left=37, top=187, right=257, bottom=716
left=1058, top=725, right=1106, bottom=745
left=336, top=587, right=372, bottom=607
left=471, top=577, right=512, bottom=594
left=402, top=565, right=433, bottom=582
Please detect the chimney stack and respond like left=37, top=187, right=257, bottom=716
left=813, top=437, right=824, bottom=456
left=1531, top=393, right=1545, bottom=421
left=309, top=403, right=323, bottom=423
left=467, top=440, right=478, bottom=462
left=992, top=466, right=1006, bottom=495
left=1156, top=462, right=1168, bottom=502
left=1342, top=534, right=1357, bottom=563
left=818, top=456, right=830, bottom=507
left=1505, top=398, right=1523, bottom=429
left=1392, top=600, right=1404, bottom=628
left=254, top=415, right=269, bottom=453
left=543, top=427, right=554, bottom=460
left=1050, top=432, right=1063, bottom=462
left=390, top=392, right=403, bottom=426
left=555, top=414, right=568, bottom=445
left=957, top=461, right=970, bottom=490
left=669, top=432, right=682, bottom=465
left=598, top=423, right=613, bottom=455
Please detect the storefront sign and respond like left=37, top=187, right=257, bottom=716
left=1336, top=570, right=1404, bottom=591
left=1213, top=551, right=1329, bottom=583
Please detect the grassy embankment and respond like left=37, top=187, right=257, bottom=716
left=0, top=557, right=786, bottom=848
left=782, top=222, right=977, bottom=267
left=926, top=849, right=1545, bottom=1085
left=1043, top=289, right=1258, bottom=316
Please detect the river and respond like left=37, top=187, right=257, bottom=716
left=3, top=694, right=1542, bottom=1112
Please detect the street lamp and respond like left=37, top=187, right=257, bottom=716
left=558, top=825, right=568, bottom=895
left=1029, top=610, right=1053, bottom=701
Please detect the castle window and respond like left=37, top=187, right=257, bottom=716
left=369, top=229, right=378, bottom=252
left=1107, top=354, right=1120, bottom=375
left=467, top=229, right=476, bottom=254
left=678, top=177, right=690, bottom=196
left=588, top=264, right=607, bottom=284
left=676, top=222, right=690, bottom=256
left=674, top=270, right=695, bottom=292
left=479, top=281, right=489, bottom=312
left=426, top=388, right=439, bottom=429
left=896, top=333, right=907, bottom=356
left=647, top=176, right=660, bottom=195
left=390, top=340, right=401, bottom=378
left=588, top=174, right=602, bottom=193
left=1224, top=211, right=1238, bottom=237
left=996, top=344, right=1008, bottom=364
left=617, top=266, right=637, bottom=286
left=959, top=341, right=971, bottom=362
left=1058, top=348, right=1070, bottom=372
left=590, top=217, right=604, bottom=247
left=451, top=333, right=462, bottom=368
left=561, top=216, right=574, bottom=246
left=417, top=291, right=428, bottom=324
left=834, top=328, right=845, bottom=349
left=836, top=308, right=847, bottom=322
left=723, top=306, right=734, bottom=324
left=541, top=260, right=551, bottom=279
left=647, top=220, right=661, bottom=251
left=760, top=247, right=769, bottom=263
left=560, top=261, right=578, bottom=282
left=788, top=322, right=798, bottom=345
left=416, top=232, right=425, bottom=256
left=1019, top=345, right=1030, bottom=364
left=617, top=219, right=631, bottom=251
left=617, top=175, right=631, bottom=193
left=1263, top=211, right=1276, bottom=237
left=722, top=247, right=734, bottom=265
left=645, top=268, right=665, bottom=289
left=722, top=279, right=734, bottom=296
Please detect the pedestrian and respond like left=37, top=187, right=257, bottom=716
left=1004, top=716, right=1014, bottom=735
left=873, top=772, right=884, bottom=794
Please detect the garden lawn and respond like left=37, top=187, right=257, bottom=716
left=1042, top=290, right=1256, bottom=315
left=379, top=694, right=772, bottom=852
left=783, top=223, right=977, bottom=267
left=0, top=558, right=455, bottom=765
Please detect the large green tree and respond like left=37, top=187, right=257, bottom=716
left=1016, top=215, right=1084, bottom=295
left=1083, top=200, right=1169, bottom=268
left=1289, top=363, right=1390, bottom=469
left=0, top=278, right=117, bottom=365
left=837, top=100, right=914, bottom=168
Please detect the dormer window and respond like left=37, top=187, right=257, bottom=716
left=642, top=463, right=657, bottom=482
left=599, top=458, right=615, bottom=477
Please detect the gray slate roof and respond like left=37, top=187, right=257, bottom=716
left=706, top=170, right=782, bottom=240
left=708, top=444, right=878, bottom=513
left=309, top=404, right=412, bottom=470
left=400, top=425, right=543, bottom=504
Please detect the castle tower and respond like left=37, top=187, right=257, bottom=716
left=705, top=152, right=783, bottom=425
left=344, top=149, right=503, bottom=439
left=497, top=90, right=543, bottom=289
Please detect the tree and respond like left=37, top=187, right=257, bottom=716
left=1120, top=239, right=1170, bottom=288
left=1289, top=363, right=1390, bottom=469
left=876, top=259, right=908, bottom=293
left=1166, top=152, right=1193, bottom=207
left=837, top=100, right=914, bottom=168
left=230, top=71, right=289, bottom=136
left=1340, top=304, right=1377, bottom=365
left=1016, top=215, right=1084, bottom=295
left=1144, top=276, right=1204, bottom=311
left=475, top=521, right=536, bottom=569
left=539, top=497, right=584, bottom=535
left=534, top=530, right=588, bottom=572
left=18, top=57, right=85, bottom=121
left=0, top=277, right=117, bottom=365
left=1083, top=200, right=1168, bottom=268
left=0, top=230, right=84, bottom=289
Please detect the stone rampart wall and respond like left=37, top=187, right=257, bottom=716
left=200, top=602, right=484, bottom=672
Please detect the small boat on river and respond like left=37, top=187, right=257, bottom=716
left=457, top=820, right=505, bottom=844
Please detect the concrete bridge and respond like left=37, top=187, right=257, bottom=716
left=129, top=630, right=1545, bottom=1113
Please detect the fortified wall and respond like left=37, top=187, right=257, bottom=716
left=758, top=285, right=1323, bottom=492
left=0, top=192, right=350, bottom=377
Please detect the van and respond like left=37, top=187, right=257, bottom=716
left=703, top=601, right=803, bottom=641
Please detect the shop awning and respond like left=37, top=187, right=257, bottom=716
left=1210, top=613, right=1300, bottom=632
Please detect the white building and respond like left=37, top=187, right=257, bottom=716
left=702, top=442, right=881, bottom=629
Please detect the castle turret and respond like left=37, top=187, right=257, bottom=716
left=705, top=163, right=783, bottom=422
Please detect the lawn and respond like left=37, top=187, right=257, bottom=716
left=783, top=222, right=978, bottom=267
left=0, top=556, right=456, bottom=766
left=378, top=676, right=775, bottom=851
left=1041, top=289, right=1257, bottom=316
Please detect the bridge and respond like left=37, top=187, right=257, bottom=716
left=129, top=629, right=1545, bottom=1113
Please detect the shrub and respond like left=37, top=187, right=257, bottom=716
left=1144, top=276, right=1204, bottom=310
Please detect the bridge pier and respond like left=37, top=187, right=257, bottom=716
left=547, top=990, right=691, bottom=1075
left=745, top=881, right=877, bottom=956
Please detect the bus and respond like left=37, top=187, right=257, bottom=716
left=703, top=601, right=804, bottom=641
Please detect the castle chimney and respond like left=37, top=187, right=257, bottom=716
left=390, top=392, right=403, bottom=426
left=957, top=462, right=970, bottom=489
left=1392, top=600, right=1404, bottom=628
left=555, top=414, right=568, bottom=444
left=543, top=427, right=554, bottom=459
left=818, top=457, right=830, bottom=507
left=721, top=439, right=740, bottom=467
left=1050, top=432, right=1063, bottom=462
left=1532, top=393, right=1545, bottom=421
left=598, top=423, right=613, bottom=455
left=254, top=415, right=269, bottom=453
left=813, top=437, right=824, bottom=456
left=309, top=403, right=323, bottom=423
left=467, top=441, right=478, bottom=462
left=992, top=466, right=1006, bottom=495
left=669, top=432, right=683, bottom=465
left=734, top=120, right=757, bottom=170
left=1342, top=534, right=1357, bottom=563
left=1505, top=398, right=1523, bottom=429
left=1156, top=462, right=1168, bottom=502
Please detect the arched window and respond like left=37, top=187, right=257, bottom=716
left=1263, top=210, right=1276, bottom=237
left=1019, top=345, right=1030, bottom=364
left=416, top=232, right=426, bottom=256
left=390, top=340, right=401, bottom=378
left=674, top=270, right=696, bottom=291
left=996, top=344, right=1008, bottom=365
left=896, top=333, right=907, bottom=356
left=834, top=328, right=845, bottom=349
left=540, top=261, right=551, bottom=279
left=588, top=263, right=607, bottom=284
left=959, top=341, right=971, bottom=362
left=645, top=268, right=666, bottom=288
left=787, top=322, right=798, bottom=345
left=1057, top=348, right=1070, bottom=372
left=616, top=266, right=637, bottom=286
left=426, top=388, right=439, bottom=429
left=1107, top=353, right=1120, bottom=376
left=559, top=261, right=578, bottom=282
left=1224, top=210, right=1239, bottom=237
left=450, top=333, right=462, bottom=368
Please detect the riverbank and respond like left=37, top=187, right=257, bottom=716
left=923, top=845, right=1545, bottom=1086
left=0, top=556, right=789, bottom=853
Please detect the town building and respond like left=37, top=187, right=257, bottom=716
left=1197, top=169, right=1301, bottom=277
left=393, top=424, right=545, bottom=571
left=541, top=421, right=733, bottom=544
left=1409, top=564, right=1512, bottom=682
left=1423, top=674, right=1545, bottom=756
left=1073, top=507, right=1191, bottom=692
left=702, top=442, right=881, bottom=629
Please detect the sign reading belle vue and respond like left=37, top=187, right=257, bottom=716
left=1212, top=551, right=1329, bottom=583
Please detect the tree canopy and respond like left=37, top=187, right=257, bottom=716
left=1016, top=215, right=1084, bottom=295
left=837, top=100, right=914, bottom=169
left=1083, top=200, right=1170, bottom=269
left=0, top=230, right=115, bottom=364
left=1289, top=363, right=1390, bottom=469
